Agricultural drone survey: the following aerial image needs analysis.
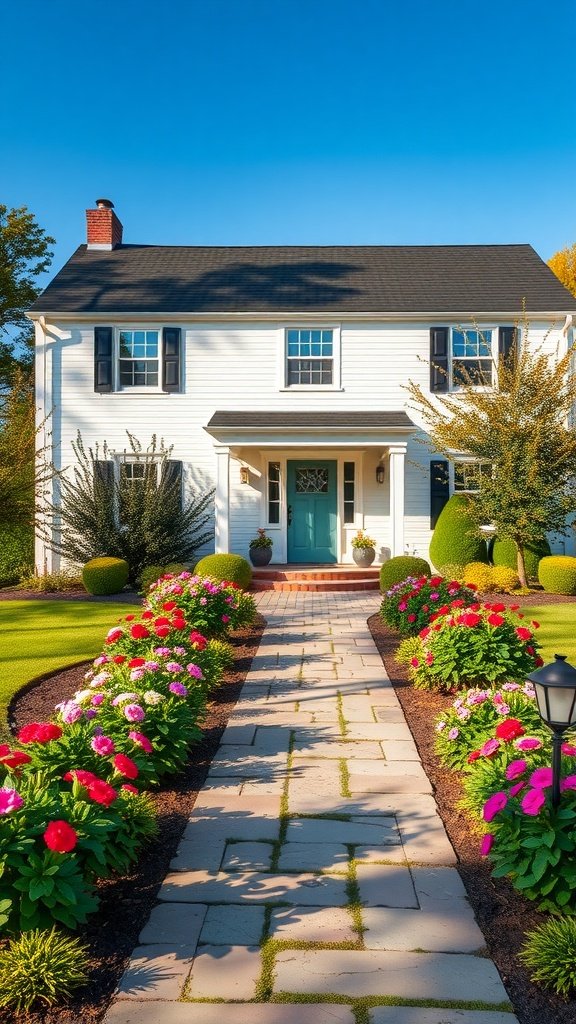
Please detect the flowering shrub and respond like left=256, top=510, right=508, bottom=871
left=145, top=572, right=256, bottom=636
left=406, top=602, right=543, bottom=692
left=380, top=575, right=476, bottom=637
left=434, top=682, right=545, bottom=770
left=460, top=733, right=551, bottom=818
left=479, top=748, right=576, bottom=912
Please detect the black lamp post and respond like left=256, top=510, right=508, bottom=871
left=527, top=654, right=576, bottom=808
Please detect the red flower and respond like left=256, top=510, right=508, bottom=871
left=44, top=820, right=77, bottom=853
left=18, top=722, right=63, bottom=744
left=430, top=576, right=443, bottom=586
left=487, top=613, right=505, bottom=627
left=112, top=753, right=139, bottom=780
left=438, top=605, right=450, bottom=615
left=457, top=612, right=482, bottom=627
left=121, top=784, right=139, bottom=795
left=189, top=631, right=208, bottom=650
left=154, top=616, right=171, bottom=627
left=130, top=624, right=151, bottom=640
left=163, top=601, right=176, bottom=611
left=491, top=603, right=506, bottom=613
left=113, top=654, right=127, bottom=664
left=128, top=657, right=146, bottom=668
left=124, top=614, right=135, bottom=622
left=467, top=583, right=478, bottom=591
left=419, top=627, right=430, bottom=639
left=105, top=628, right=124, bottom=644
left=531, top=620, right=540, bottom=629
left=407, top=613, right=417, bottom=623
left=467, top=750, right=481, bottom=763
left=63, top=769, right=99, bottom=786
left=451, top=599, right=465, bottom=608
left=534, top=656, right=544, bottom=667
left=141, top=611, right=154, bottom=621
left=172, top=619, right=186, bottom=631
left=495, top=718, right=525, bottom=742
left=0, top=745, right=32, bottom=769
left=516, top=626, right=532, bottom=641
left=155, top=625, right=171, bottom=638
left=88, top=779, right=118, bottom=806
left=510, top=604, right=520, bottom=611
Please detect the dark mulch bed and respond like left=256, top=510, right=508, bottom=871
left=368, top=612, right=576, bottom=1024
left=3, top=614, right=266, bottom=1024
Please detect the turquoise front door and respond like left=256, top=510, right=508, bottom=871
left=287, top=460, right=337, bottom=563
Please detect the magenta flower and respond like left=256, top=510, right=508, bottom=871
left=398, top=602, right=407, bottom=612
left=166, top=662, right=184, bottom=673
left=529, top=767, right=554, bottom=789
left=221, top=615, right=230, bottom=623
left=144, top=661, right=160, bottom=672
left=505, top=759, right=527, bottom=781
left=495, top=703, right=510, bottom=716
left=128, top=731, right=153, bottom=753
left=480, top=833, right=494, bottom=856
left=521, top=788, right=546, bottom=816
left=124, top=703, right=145, bottom=723
left=91, top=735, right=115, bottom=756
left=509, top=781, right=526, bottom=797
left=0, top=787, right=24, bottom=815
left=562, top=743, right=576, bottom=756
left=154, top=647, right=171, bottom=656
left=479, top=738, right=500, bottom=758
left=482, top=791, right=508, bottom=822
left=187, top=663, right=203, bottom=679
left=515, top=737, right=543, bottom=752
left=169, top=682, right=188, bottom=697
left=560, top=775, right=576, bottom=791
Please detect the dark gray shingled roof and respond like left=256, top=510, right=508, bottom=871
left=29, top=243, right=576, bottom=315
left=206, top=411, right=415, bottom=429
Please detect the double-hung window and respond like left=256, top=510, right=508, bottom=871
left=451, top=328, right=493, bottom=387
left=286, top=328, right=334, bottom=386
left=119, top=330, right=159, bottom=387
left=453, top=459, right=492, bottom=493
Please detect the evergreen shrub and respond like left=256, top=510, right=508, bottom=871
left=492, top=536, right=551, bottom=579
left=429, top=494, right=488, bottom=571
left=538, top=555, right=576, bottom=595
left=138, top=564, right=165, bottom=593
left=194, top=553, right=253, bottom=590
left=519, top=917, right=576, bottom=996
left=379, top=556, right=431, bottom=593
left=82, top=557, right=129, bottom=595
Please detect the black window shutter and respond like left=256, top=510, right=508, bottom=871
left=94, top=327, right=113, bottom=393
left=162, top=328, right=181, bottom=392
left=94, top=460, right=114, bottom=491
left=430, top=459, right=449, bottom=529
left=430, top=327, right=449, bottom=392
left=498, top=326, right=517, bottom=367
left=161, top=460, right=183, bottom=507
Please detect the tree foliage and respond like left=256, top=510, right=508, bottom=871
left=41, top=433, right=214, bottom=584
left=406, top=326, right=576, bottom=586
left=548, top=242, right=576, bottom=299
left=0, top=204, right=54, bottom=391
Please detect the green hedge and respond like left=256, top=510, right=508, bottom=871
left=194, top=553, right=253, bottom=590
left=379, top=555, right=431, bottom=593
left=429, top=495, right=488, bottom=571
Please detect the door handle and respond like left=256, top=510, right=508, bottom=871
left=287, top=504, right=293, bottom=526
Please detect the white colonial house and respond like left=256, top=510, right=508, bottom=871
left=29, top=200, right=576, bottom=574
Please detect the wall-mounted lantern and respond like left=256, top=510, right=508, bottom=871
left=239, top=466, right=250, bottom=485
left=375, top=463, right=385, bottom=485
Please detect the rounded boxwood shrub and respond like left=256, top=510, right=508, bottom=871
left=429, top=495, right=488, bottom=571
left=194, top=553, right=253, bottom=590
left=139, top=564, right=165, bottom=593
left=82, top=556, right=129, bottom=595
left=538, top=555, right=576, bottom=595
left=492, top=536, right=550, bottom=580
left=379, top=556, right=431, bottom=593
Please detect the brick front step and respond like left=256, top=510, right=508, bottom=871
left=251, top=566, right=381, bottom=592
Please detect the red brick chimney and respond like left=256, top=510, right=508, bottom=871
left=86, top=198, right=123, bottom=250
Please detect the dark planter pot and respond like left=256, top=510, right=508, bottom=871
left=249, top=546, right=273, bottom=566
left=352, top=547, right=376, bottom=568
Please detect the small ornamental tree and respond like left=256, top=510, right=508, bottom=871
left=42, top=432, right=214, bottom=584
left=548, top=242, right=576, bottom=299
left=406, top=322, right=576, bottom=587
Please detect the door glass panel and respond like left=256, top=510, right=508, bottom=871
left=295, top=467, right=328, bottom=493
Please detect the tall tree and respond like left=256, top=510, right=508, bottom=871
left=406, top=328, right=576, bottom=587
left=548, top=242, right=576, bottom=299
left=0, top=204, right=54, bottom=391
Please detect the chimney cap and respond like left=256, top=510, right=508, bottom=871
left=95, top=198, right=114, bottom=210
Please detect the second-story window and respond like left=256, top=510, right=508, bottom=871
left=119, top=330, right=159, bottom=387
left=286, top=329, right=333, bottom=386
left=451, top=329, right=493, bottom=387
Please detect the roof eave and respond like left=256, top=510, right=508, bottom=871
left=26, top=308, right=576, bottom=322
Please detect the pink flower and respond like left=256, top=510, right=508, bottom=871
left=187, top=663, right=203, bottom=679
left=91, top=735, right=115, bottom=756
left=0, top=787, right=24, bottom=815
left=128, top=731, right=153, bottom=753
left=483, top=791, right=508, bottom=822
left=562, top=743, right=576, bottom=756
left=529, top=767, right=554, bottom=789
left=480, top=833, right=494, bottom=856
left=59, top=701, right=83, bottom=725
left=410, top=657, right=420, bottom=668
left=448, top=727, right=459, bottom=740
left=398, top=602, right=407, bottom=612
left=121, top=784, right=139, bottom=795
left=429, top=592, right=439, bottom=601
left=124, top=703, right=145, bottom=722
left=515, top=737, right=543, bottom=752
left=560, top=775, right=576, bottom=791
left=509, top=781, right=526, bottom=797
left=505, top=759, right=527, bottom=781
left=91, top=694, right=105, bottom=706
left=169, top=681, right=188, bottom=696
left=105, top=627, right=124, bottom=644
left=479, top=738, right=501, bottom=758
left=521, top=788, right=546, bottom=816
left=221, top=615, right=230, bottom=623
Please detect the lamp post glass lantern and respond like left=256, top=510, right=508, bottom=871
left=528, top=654, right=576, bottom=808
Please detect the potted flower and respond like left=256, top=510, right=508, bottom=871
left=351, top=529, right=377, bottom=567
left=249, top=528, right=273, bottom=566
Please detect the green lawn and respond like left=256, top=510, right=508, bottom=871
left=0, top=600, right=138, bottom=738
left=522, top=604, right=576, bottom=664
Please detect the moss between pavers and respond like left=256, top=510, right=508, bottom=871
left=337, top=691, right=348, bottom=737
left=270, top=993, right=514, bottom=1012
left=339, top=758, right=352, bottom=797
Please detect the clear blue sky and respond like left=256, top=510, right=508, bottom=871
left=1, top=0, right=575, bottom=279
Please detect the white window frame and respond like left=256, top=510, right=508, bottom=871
left=116, top=327, right=162, bottom=392
left=111, top=454, right=162, bottom=525
left=278, top=324, right=342, bottom=391
left=451, top=458, right=492, bottom=494
left=449, top=326, right=496, bottom=390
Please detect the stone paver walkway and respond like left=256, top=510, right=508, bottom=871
left=104, top=592, right=519, bottom=1024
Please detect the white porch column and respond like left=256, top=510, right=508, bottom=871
left=388, top=443, right=407, bottom=557
left=214, top=445, right=230, bottom=553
